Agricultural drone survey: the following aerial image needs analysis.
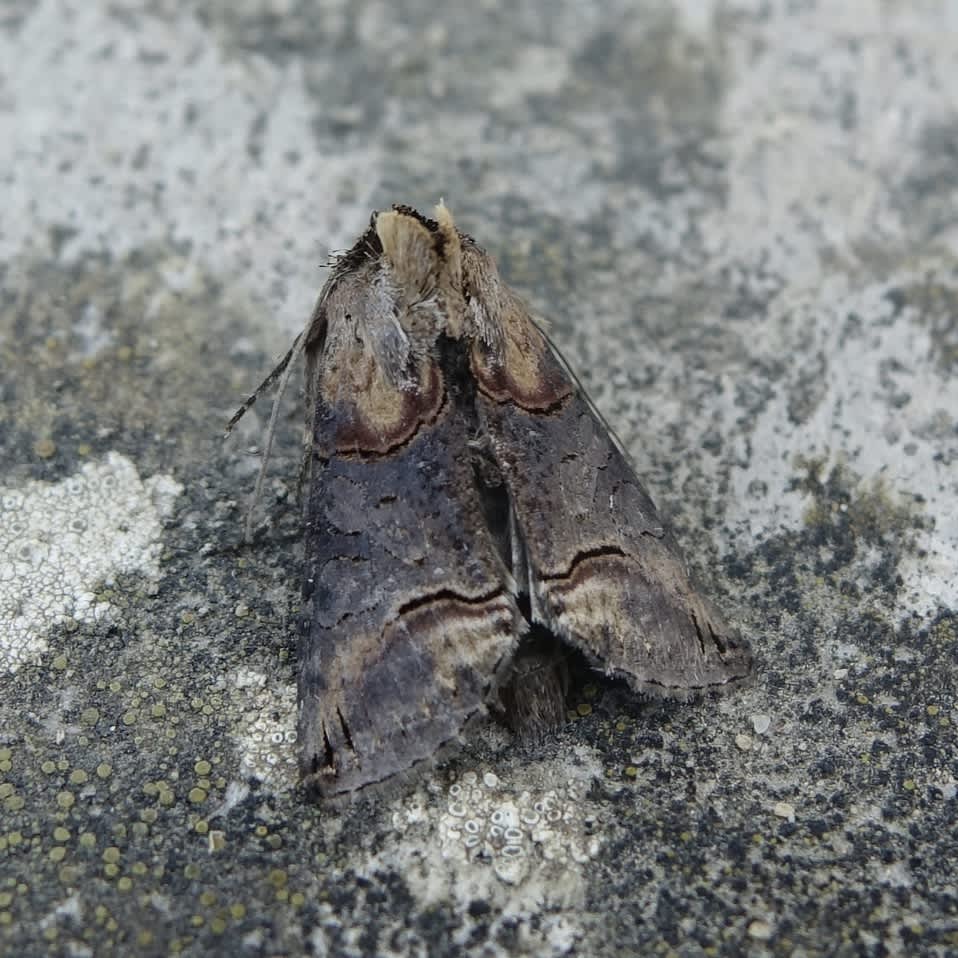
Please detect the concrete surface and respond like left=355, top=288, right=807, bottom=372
left=1, top=1, right=956, bottom=955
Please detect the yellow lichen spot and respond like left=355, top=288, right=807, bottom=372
left=903, top=779, right=916, bottom=791
left=53, top=826, right=70, bottom=842
left=180, top=611, right=196, bottom=626
left=78, top=832, right=96, bottom=849
left=0, top=784, right=13, bottom=800
left=267, top=869, right=288, bottom=889
left=855, top=693, right=869, bottom=705
left=190, top=915, right=204, bottom=928
left=80, top=707, right=100, bottom=726
left=200, top=891, right=217, bottom=907
left=102, top=847, right=121, bottom=864
left=188, top=787, right=207, bottom=804
left=255, top=825, right=268, bottom=838
left=159, top=789, right=176, bottom=807
left=96, top=763, right=112, bottom=779
left=183, top=864, right=200, bottom=880
left=69, top=769, right=89, bottom=786
left=51, top=656, right=68, bottom=671
left=34, top=438, right=57, bottom=459
left=194, top=760, right=212, bottom=776
left=151, top=703, right=167, bottom=719
left=0, top=893, right=13, bottom=908
left=576, top=703, right=592, bottom=717
left=137, top=931, right=154, bottom=948
left=122, top=711, right=138, bottom=726
left=229, top=903, right=247, bottom=920
left=624, top=766, right=638, bottom=779
left=4, top=795, right=24, bottom=812
left=926, top=704, right=940, bottom=716
left=48, top=847, right=67, bottom=863
left=41, top=760, right=56, bottom=775
left=117, top=877, right=133, bottom=893
left=195, top=821, right=209, bottom=835
left=290, top=892, right=306, bottom=908
left=56, top=791, right=75, bottom=810
left=103, top=863, right=119, bottom=878
left=210, top=917, right=227, bottom=935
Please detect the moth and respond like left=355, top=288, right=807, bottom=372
left=227, top=203, right=752, bottom=800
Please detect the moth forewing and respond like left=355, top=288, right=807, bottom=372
left=459, top=229, right=752, bottom=695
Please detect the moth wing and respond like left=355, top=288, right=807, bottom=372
left=298, top=211, right=524, bottom=799
left=469, top=288, right=752, bottom=695
left=300, top=358, right=526, bottom=797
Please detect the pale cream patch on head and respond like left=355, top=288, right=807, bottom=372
left=375, top=210, right=439, bottom=297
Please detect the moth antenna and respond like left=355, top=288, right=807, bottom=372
left=224, top=333, right=302, bottom=438
left=295, top=444, right=312, bottom=503
left=244, top=330, right=308, bottom=543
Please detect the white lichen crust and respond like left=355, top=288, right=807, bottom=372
left=0, top=452, right=182, bottom=673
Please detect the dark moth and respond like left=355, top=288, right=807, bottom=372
left=228, top=203, right=752, bottom=799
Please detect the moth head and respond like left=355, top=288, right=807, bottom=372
left=374, top=201, right=465, bottom=339
left=317, top=204, right=466, bottom=391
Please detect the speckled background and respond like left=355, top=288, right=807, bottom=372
left=1, top=1, right=956, bottom=956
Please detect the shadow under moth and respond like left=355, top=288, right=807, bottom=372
left=227, top=203, right=753, bottom=800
